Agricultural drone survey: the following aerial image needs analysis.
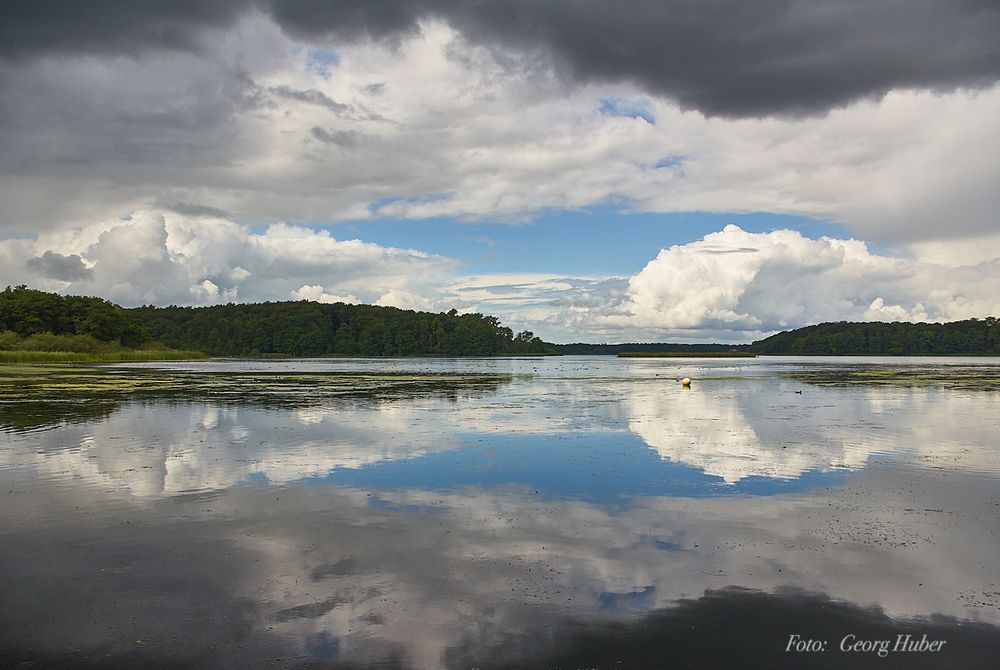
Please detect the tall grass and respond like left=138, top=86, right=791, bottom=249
left=0, top=328, right=204, bottom=363
left=0, top=350, right=206, bottom=364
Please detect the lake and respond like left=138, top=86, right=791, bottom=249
left=2, top=356, right=999, bottom=668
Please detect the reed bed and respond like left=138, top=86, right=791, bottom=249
left=0, top=350, right=206, bottom=364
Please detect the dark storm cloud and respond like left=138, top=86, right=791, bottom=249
left=267, top=0, right=424, bottom=44
left=3, top=1, right=998, bottom=117
left=26, top=251, right=92, bottom=281
left=269, top=0, right=1000, bottom=117
left=159, top=201, right=232, bottom=218
left=0, top=0, right=248, bottom=60
left=269, top=85, right=350, bottom=114
left=310, top=127, right=360, bottom=147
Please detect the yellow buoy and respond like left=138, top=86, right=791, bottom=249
left=681, top=377, right=691, bottom=387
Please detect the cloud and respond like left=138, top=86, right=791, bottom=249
left=309, top=126, right=361, bottom=147
left=5, top=3, right=999, bottom=118
left=0, top=8, right=997, bottom=342
left=25, top=251, right=91, bottom=282
left=1, top=13, right=998, bottom=251
left=289, top=284, right=359, bottom=304
left=0, top=41, right=268, bottom=234
left=439, top=0, right=1000, bottom=117
left=157, top=201, right=233, bottom=219
left=609, top=225, right=1000, bottom=339
left=4, top=213, right=998, bottom=343
left=430, top=224, right=997, bottom=344
left=0, top=210, right=456, bottom=308
left=270, top=84, right=349, bottom=114
left=0, top=0, right=247, bottom=61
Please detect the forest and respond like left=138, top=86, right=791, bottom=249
left=749, top=318, right=1000, bottom=355
left=129, top=301, right=548, bottom=356
left=0, top=285, right=149, bottom=351
left=0, top=286, right=547, bottom=357
left=4, top=286, right=999, bottom=357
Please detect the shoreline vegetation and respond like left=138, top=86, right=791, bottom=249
left=1, top=285, right=549, bottom=360
left=551, top=342, right=747, bottom=355
left=750, top=318, right=999, bottom=355
left=0, top=350, right=206, bottom=364
left=3, top=286, right=999, bottom=362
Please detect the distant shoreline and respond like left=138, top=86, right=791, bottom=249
left=4, top=287, right=998, bottom=358
left=617, top=351, right=757, bottom=358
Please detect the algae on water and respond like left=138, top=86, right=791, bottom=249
left=783, top=365, right=1000, bottom=391
left=0, top=365, right=512, bottom=431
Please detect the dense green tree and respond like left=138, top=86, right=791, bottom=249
left=125, top=297, right=550, bottom=356
left=749, top=319, right=1000, bottom=355
left=0, top=285, right=148, bottom=347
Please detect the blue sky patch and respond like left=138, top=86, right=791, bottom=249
left=598, top=97, right=656, bottom=124
left=330, top=206, right=851, bottom=276
left=654, top=155, right=687, bottom=170
left=307, top=48, right=340, bottom=77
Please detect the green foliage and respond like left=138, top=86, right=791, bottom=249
left=127, top=300, right=549, bottom=357
left=0, top=350, right=205, bottom=364
left=750, top=318, right=1000, bottom=355
left=3, top=286, right=548, bottom=357
left=0, top=285, right=149, bottom=347
left=17, top=332, right=115, bottom=353
left=0, top=330, right=20, bottom=350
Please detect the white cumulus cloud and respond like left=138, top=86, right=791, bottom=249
left=603, top=225, right=1000, bottom=340
left=0, top=210, right=456, bottom=308
left=4, top=212, right=999, bottom=344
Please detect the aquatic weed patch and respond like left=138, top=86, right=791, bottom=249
left=784, top=365, right=1000, bottom=391
left=0, top=365, right=512, bottom=431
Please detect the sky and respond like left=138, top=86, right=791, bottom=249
left=1, top=1, right=999, bottom=343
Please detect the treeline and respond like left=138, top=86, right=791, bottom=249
left=7, top=285, right=1000, bottom=358
left=0, top=285, right=149, bottom=348
left=550, top=342, right=750, bottom=355
left=2, top=286, right=548, bottom=357
left=128, top=302, right=547, bottom=357
left=750, top=318, right=1000, bottom=355
left=2, top=285, right=549, bottom=357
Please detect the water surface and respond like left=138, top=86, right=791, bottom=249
left=2, top=356, right=999, bottom=668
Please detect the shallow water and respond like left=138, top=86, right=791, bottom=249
left=2, top=356, right=999, bottom=668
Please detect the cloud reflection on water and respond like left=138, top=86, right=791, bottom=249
left=3, top=370, right=999, bottom=496
left=1, top=361, right=999, bottom=668
left=1, top=470, right=997, bottom=668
